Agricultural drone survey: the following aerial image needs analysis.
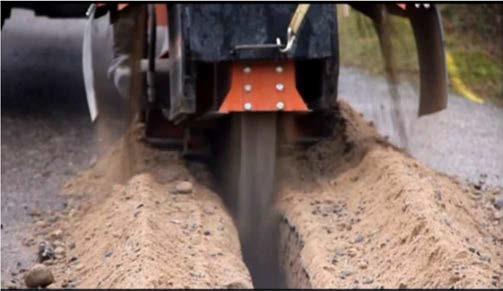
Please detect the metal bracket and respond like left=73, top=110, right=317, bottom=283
left=279, top=27, right=296, bottom=53
left=218, top=61, right=308, bottom=113
left=233, top=4, right=310, bottom=54
left=85, top=4, right=96, bottom=17
left=232, top=39, right=283, bottom=53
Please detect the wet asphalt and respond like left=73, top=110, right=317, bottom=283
left=1, top=8, right=502, bottom=287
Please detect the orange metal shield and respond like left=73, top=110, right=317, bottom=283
left=218, top=61, right=308, bottom=113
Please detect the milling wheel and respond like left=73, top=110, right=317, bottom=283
left=220, top=112, right=283, bottom=288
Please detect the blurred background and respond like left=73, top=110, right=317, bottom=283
left=335, top=4, right=503, bottom=189
left=338, top=4, right=503, bottom=105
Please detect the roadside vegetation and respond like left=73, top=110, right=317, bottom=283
left=337, top=4, right=503, bottom=106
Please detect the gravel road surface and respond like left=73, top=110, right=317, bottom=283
left=1, top=9, right=124, bottom=286
left=339, top=67, right=503, bottom=188
left=1, top=8, right=502, bottom=287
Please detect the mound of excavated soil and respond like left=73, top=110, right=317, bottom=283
left=277, top=101, right=503, bottom=289
left=36, top=126, right=252, bottom=288
left=24, top=100, right=501, bottom=289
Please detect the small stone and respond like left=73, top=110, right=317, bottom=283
left=35, top=220, right=47, bottom=228
left=354, top=234, right=364, bottom=243
left=347, top=247, right=358, bottom=257
left=470, top=192, right=482, bottom=200
left=479, top=255, right=491, bottom=262
left=358, top=259, right=368, bottom=269
left=89, top=155, right=98, bottom=166
left=495, top=194, right=503, bottom=209
left=24, top=264, right=54, bottom=288
left=203, top=206, right=215, bottom=215
left=362, top=277, right=374, bottom=285
left=226, top=281, right=248, bottom=289
left=104, top=251, right=113, bottom=258
left=22, top=237, right=35, bottom=247
left=340, top=270, right=353, bottom=279
left=48, top=215, right=59, bottom=223
left=494, top=210, right=503, bottom=220
left=5, top=283, right=17, bottom=289
left=68, top=256, right=78, bottom=263
left=203, top=230, right=211, bottom=236
left=68, top=209, right=77, bottom=217
left=38, top=241, right=55, bottom=262
left=175, top=181, right=193, bottom=194
left=68, top=242, right=76, bottom=249
left=29, top=209, right=42, bottom=217
left=399, top=283, right=407, bottom=289
left=75, top=264, right=85, bottom=271
left=336, top=223, right=346, bottom=231
left=54, top=247, right=65, bottom=256
left=335, top=248, right=345, bottom=257
left=50, top=229, right=63, bottom=240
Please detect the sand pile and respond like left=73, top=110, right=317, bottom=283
left=37, top=127, right=252, bottom=288
left=277, top=101, right=503, bottom=288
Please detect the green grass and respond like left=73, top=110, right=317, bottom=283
left=449, top=50, right=503, bottom=105
left=337, top=8, right=418, bottom=75
left=337, top=4, right=503, bottom=105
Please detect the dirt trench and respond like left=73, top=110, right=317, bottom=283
left=25, top=101, right=502, bottom=289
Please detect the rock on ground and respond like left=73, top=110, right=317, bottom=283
left=24, top=264, right=54, bottom=288
left=175, top=181, right=193, bottom=194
